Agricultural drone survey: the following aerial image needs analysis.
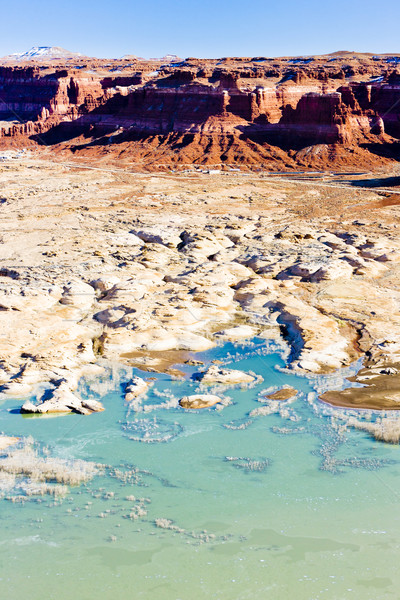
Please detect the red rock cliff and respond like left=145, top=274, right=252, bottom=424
left=0, top=53, right=399, bottom=169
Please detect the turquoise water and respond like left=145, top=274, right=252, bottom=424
left=1, top=340, right=400, bottom=600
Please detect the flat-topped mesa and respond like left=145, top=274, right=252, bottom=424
left=0, top=53, right=399, bottom=168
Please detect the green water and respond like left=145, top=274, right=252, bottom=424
left=1, top=340, right=400, bottom=600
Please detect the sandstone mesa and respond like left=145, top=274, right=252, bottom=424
left=0, top=51, right=400, bottom=171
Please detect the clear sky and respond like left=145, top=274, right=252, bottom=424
left=1, top=0, right=399, bottom=59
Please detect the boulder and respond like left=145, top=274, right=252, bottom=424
left=21, top=382, right=104, bottom=415
left=59, top=280, right=95, bottom=311
left=194, top=365, right=256, bottom=384
left=263, top=387, right=298, bottom=401
left=179, top=394, right=222, bottom=409
left=125, top=376, right=149, bottom=401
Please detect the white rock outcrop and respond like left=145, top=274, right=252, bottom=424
left=124, top=376, right=149, bottom=401
left=21, top=381, right=104, bottom=415
left=179, top=394, right=222, bottom=409
left=195, top=365, right=256, bottom=385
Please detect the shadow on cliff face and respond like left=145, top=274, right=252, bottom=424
left=64, top=128, right=297, bottom=169
left=31, top=91, right=131, bottom=146
left=31, top=122, right=95, bottom=145
left=237, top=127, right=325, bottom=152
left=360, top=141, right=400, bottom=161
left=65, top=130, right=198, bottom=153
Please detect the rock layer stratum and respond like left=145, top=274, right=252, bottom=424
left=1, top=51, right=400, bottom=170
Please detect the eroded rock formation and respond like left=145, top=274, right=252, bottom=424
left=1, top=52, right=400, bottom=169
left=2, top=157, right=400, bottom=412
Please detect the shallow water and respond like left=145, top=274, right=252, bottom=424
left=1, top=340, right=400, bottom=600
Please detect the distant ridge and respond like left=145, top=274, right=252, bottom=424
left=121, top=53, right=181, bottom=63
left=2, top=46, right=82, bottom=61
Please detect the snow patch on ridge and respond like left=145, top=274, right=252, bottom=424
left=4, top=46, right=82, bottom=61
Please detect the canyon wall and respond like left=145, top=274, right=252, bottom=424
left=0, top=53, right=399, bottom=169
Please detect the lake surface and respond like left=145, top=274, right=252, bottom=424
left=1, top=339, right=399, bottom=600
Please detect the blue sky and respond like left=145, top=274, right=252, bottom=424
left=1, top=0, right=399, bottom=59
